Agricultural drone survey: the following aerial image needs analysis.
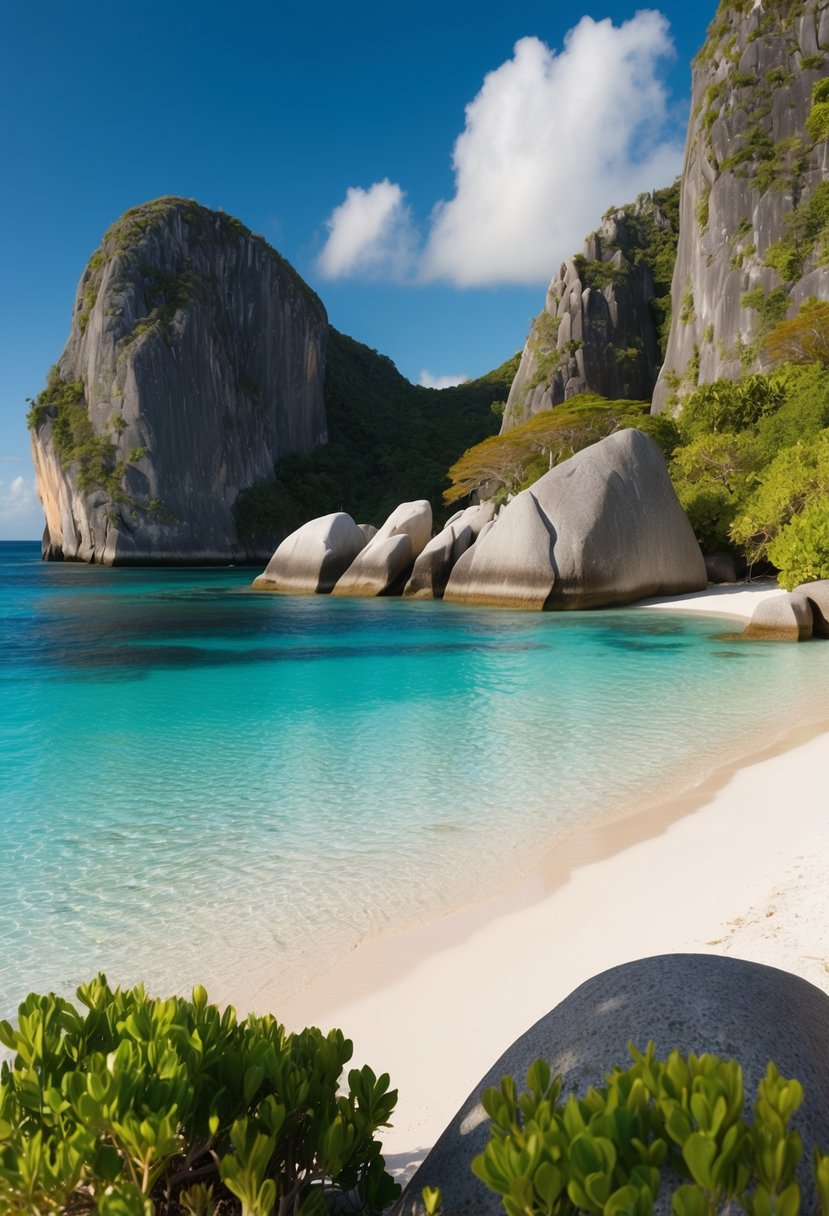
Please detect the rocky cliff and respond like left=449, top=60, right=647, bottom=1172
left=502, top=189, right=678, bottom=431
left=652, top=0, right=829, bottom=412
left=29, top=197, right=328, bottom=563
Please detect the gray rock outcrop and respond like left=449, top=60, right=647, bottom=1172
left=394, top=954, right=829, bottom=1216
left=742, top=591, right=814, bottom=641
left=503, top=196, right=672, bottom=430
left=29, top=197, right=328, bottom=563
left=652, top=1, right=829, bottom=412
left=793, top=579, right=829, bottom=636
left=252, top=512, right=366, bottom=594
left=403, top=524, right=472, bottom=600
left=404, top=504, right=495, bottom=600
left=444, top=430, right=707, bottom=610
left=332, top=500, right=432, bottom=597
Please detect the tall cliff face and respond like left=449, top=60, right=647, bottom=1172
left=652, top=0, right=829, bottom=412
left=29, top=197, right=328, bottom=563
left=502, top=190, right=678, bottom=431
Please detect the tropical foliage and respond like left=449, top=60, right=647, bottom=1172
left=426, top=1043, right=829, bottom=1216
left=442, top=396, right=677, bottom=506
left=442, top=298, right=829, bottom=588
left=0, top=976, right=399, bottom=1216
left=235, top=331, right=519, bottom=540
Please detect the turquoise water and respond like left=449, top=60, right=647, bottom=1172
left=2, top=540, right=828, bottom=1019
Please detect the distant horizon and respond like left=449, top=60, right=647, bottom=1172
left=1, top=0, right=713, bottom=540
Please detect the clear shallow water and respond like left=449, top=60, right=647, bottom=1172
left=2, top=540, right=828, bottom=1019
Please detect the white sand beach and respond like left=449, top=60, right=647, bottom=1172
left=241, top=581, right=829, bottom=1182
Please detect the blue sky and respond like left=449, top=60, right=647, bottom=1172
left=1, top=0, right=712, bottom=539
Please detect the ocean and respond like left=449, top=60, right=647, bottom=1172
left=2, top=540, right=827, bottom=1020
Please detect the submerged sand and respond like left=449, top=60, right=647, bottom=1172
left=237, top=581, right=828, bottom=1180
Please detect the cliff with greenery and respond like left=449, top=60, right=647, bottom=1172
left=28, top=197, right=328, bottom=563
left=502, top=186, right=679, bottom=431
left=652, top=0, right=829, bottom=411
left=235, top=334, right=518, bottom=542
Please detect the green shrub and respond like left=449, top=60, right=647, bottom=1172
left=427, top=1043, right=829, bottom=1216
left=26, top=368, right=124, bottom=499
left=730, top=430, right=829, bottom=567
left=0, top=975, right=399, bottom=1215
left=767, top=497, right=829, bottom=588
left=806, top=78, right=829, bottom=144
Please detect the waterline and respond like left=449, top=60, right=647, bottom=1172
left=2, top=544, right=827, bottom=1018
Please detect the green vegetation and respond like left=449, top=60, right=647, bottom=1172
left=739, top=287, right=788, bottom=334
left=680, top=282, right=695, bottom=327
left=0, top=975, right=399, bottom=1215
left=472, top=294, right=829, bottom=590
left=99, top=196, right=323, bottom=316
left=442, top=395, right=664, bottom=506
left=589, top=186, right=680, bottom=358
left=806, top=77, right=829, bottom=144
left=764, top=181, right=829, bottom=282
left=83, top=197, right=325, bottom=342
left=694, top=0, right=816, bottom=215
left=520, top=183, right=680, bottom=404
left=235, top=332, right=520, bottom=539
left=668, top=310, right=829, bottom=577
left=763, top=297, right=829, bottom=366
left=425, top=1043, right=829, bottom=1216
left=26, top=368, right=125, bottom=498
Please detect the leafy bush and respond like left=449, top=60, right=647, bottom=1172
left=0, top=975, right=399, bottom=1215
left=767, top=497, right=829, bottom=589
left=426, top=1044, right=829, bottom=1216
left=805, top=77, right=829, bottom=145
left=729, top=430, right=829, bottom=568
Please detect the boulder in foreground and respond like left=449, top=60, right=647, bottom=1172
left=252, top=512, right=366, bottom=594
left=394, top=955, right=829, bottom=1215
left=445, top=429, right=707, bottom=610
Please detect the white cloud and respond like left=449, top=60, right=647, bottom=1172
left=423, top=13, right=682, bottom=286
left=418, top=370, right=469, bottom=389
left=318, top=12, right=682, bottom=287
left=0, top=474, right=42, bottom=538
left=317, top=179, right=415, bottom=279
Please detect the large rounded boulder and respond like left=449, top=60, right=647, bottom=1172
left=394, top=955, right=829, bottom=1215
left=333, top=500, right=432, bottom=597
left=252, top=512, right=367, bottom=594
left=444, top=430, right=707, bottom=610
left=742, top=592, right=814, bottom=641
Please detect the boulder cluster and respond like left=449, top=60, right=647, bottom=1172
left=253, top=430, right=708, bottom=610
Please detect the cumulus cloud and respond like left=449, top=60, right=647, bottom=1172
left=0, top=474, right=42, bottom=537
left=318, top=11, right=682, bottom=286
left=422, top=12, right=682, bottom=285
left=317, top=179, right=416, bottom=279
left=418, top=370, right=469, bottom=389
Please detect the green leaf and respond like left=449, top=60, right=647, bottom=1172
left=777, top=1182, right=800, bottom=1216
left=672, top=1184, right=709, bottom=1216
left=683, top=1133, right=716, bottom=1189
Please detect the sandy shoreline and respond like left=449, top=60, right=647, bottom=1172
left=239, top=581, right=829, bottom=1182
